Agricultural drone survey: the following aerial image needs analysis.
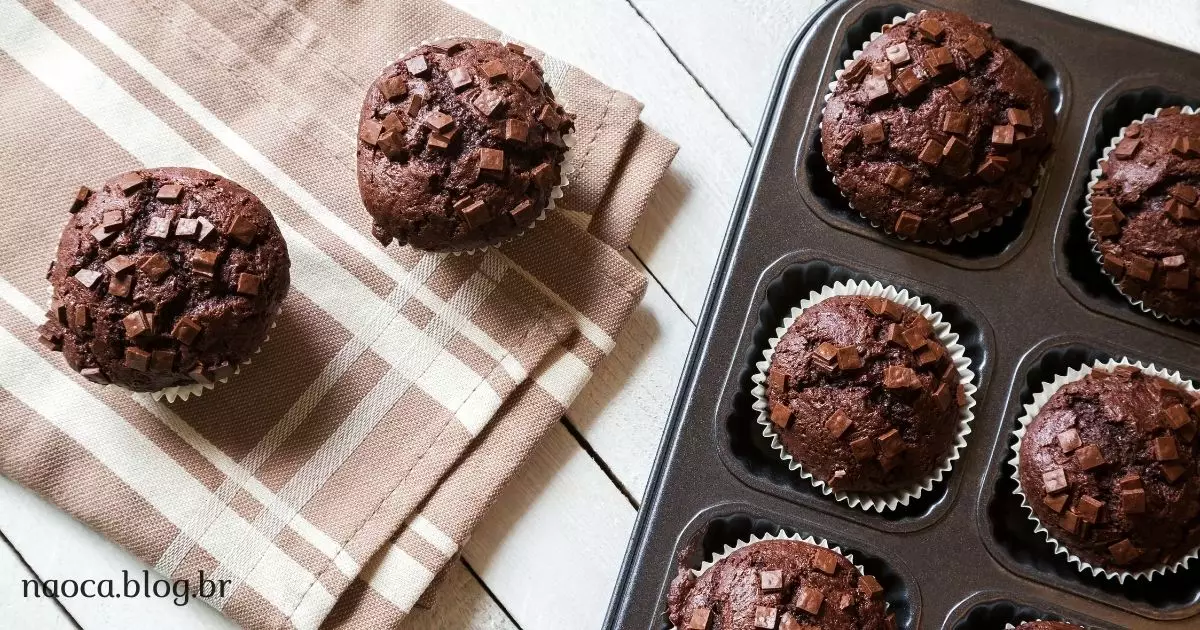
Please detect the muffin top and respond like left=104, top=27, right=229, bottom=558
left=40, top=168, right=290, bottom=392
left=1018, top=365, right=1200, bottom=572
left=357, top=39, right=574, bottom=253
left=1091, top=106, right=1200, bottom=320
left=821, top=10, right=1054, bottom=241
left=1012, top=622, right=1086, bottom=630
left=765, top=295, right=965, bottom=494
left=666, top=539, right=893, bottom=630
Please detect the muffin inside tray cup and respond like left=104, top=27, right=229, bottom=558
left=722, top=255, right=990, bottom=527
left=663, top=506, right=917, bottom=630
left=946, top=595, right=1116, bottom=630
left=801, top=3, right=1064, bottom=265
left=1058, top=87, right=1200, bottom=338
left=986, top=340, right=1200, bottom=616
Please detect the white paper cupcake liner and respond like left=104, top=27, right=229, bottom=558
left=1084, top=105, right=1196, bottom=325
left=751, top=279, right=977, bottom=512
left=1008, top=357, right=1200, bottom=582
left=820, top=11, right=1045, bottom=244
left=44, top=287, right=279, bottom=403
left=671, top=530, right=890, bottom=630
left=390, top=37, right=575, bottom=256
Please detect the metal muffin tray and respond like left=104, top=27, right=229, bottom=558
left=604, top=1, right=1200, bottom=628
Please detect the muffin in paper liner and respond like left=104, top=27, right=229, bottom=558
left=820, top=12, right=1047, bottom=244
left=671, top=530, right=891, bottom=630
left=1083, top=105, right=1197, bottom=325
left=1008, top=357, right=1200, bottom=582
left=368, top=37, right=575, bottom=257
left=43, top=289, right=280, bottom=403
left=751, top=279, right=977, bottom=512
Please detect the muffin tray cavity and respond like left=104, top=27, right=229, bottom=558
left=605, top=2, right=1200, bottom=629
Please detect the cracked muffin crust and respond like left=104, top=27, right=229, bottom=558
left=357, top=39, right=574, bottom=253
left=1019, top=366, right=1200, bottom=572
left=667, top=539, right=893, bottom=630
left=765, top=295, right=965, bottom=494
left=821, top=10, right=1054, bottom=241
left=40, top=168, right=290, bottom=392
left=1090, top=107, right=1200, bottom=320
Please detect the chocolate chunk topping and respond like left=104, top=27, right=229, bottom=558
left=404, top=55, right=430, bottom=77
left=861, top=120, right=885, bottom=145
left=227, top=214, right=257, bottom=245
left=69, top=186, right=92, bottom=213
left=826, top=409, right=852, bottom=439
left=947, top=77, right=972, bottom=103
left=236, top=273, right=261, bottom=297
left=380, top=76, right=408, bottom=101
left=73, top=268, right=103, bottom=289
left=156, top=184, right=183, bottom=202
left=115, top=172, right=145, bottom=194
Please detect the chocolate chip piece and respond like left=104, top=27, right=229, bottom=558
left=380, top=76, right=408, bottom=101
left=1164, top=403, right=1191, bottom=429
left=48, top=300, right=68, bottom=326
left=926, top=46, right=954, bottom=72
left=80, top=367, right=108, bottom=384
left=893, top=67, right=926, bottom=97
left=156, top=184, right=183, bottom=203
left=404, top=55, right=430, bottom=77
left=529, top=163, right=553, bottom=189
left=843, top=59, right=869, bottom=83
left=1075, top=495, right=1103, bottom=523
left=1043, top=467, right=1069, bottom=494
left=480, top=59, right=508, bottom=81
left=885, top=42, right=910, bottom=65
left=69, top=186, right=92, bottom=213
left=138, top=253, right=170, bottom=282
left=753, top=606, right=777, bottom=630
left=191, top=250, right=218, bottom=278
left=850, top=435, right=875, bottom=462
left=976, top=156, right=1008, bottom=183
left=109, top=274, right=133, bottom=298
left=1059, top=509, right=1081, bottom=535
left=149, top=350, right=175, bottom=373
left=1165, top=269, right=1191, bottom=290
left=103, top=255, right=135, bottom=274
left=1043, top=494, right=1068, bottom=513
left=813, top=548, right=839, bottom=575
left=406, top=93, right=425, bottom=117
left=883, top=366, right=921, bottom=390
left=376, top=130, right=407, bottom=161
left=1170, top=135, right=1191, bottom=156
left=861, top=74, right=890, bottom=104
left=236, top=273, right=261, bottom=297
left=145, top=215, right=172, bottom=239
left=992, top=125, right=1016, bottom=147
left=510, top=199, right=539, bottom=223
left=114, top=172, right=145, bottom=194
left=1170, top=184, right=1198, bottom=205
left=1109, top=539, right=1142, bottom=566
left=947, top=77, right=972, bottom=103
left=189, top=364, right=214, bottom=386
left=826, top=409, right=852, bottom=439
left=478, top=147, right=505, bottom=176
left=769, top=402, right=792, bottom=429
left=74, top=268, right=103, bottom=289
left=917, top=18, right=944, bottom=41
left=884, top=164, right=912, bottom=192
left=1163, top=462, right=1187, bottom=482
left=358, top=120, right=384, bottom=147
left=102, top=210, right=125, bottom=230
left=1007, top=108, right=1033, bottom=129
left=197, top=217, right=217, bottom=243
left=962, top=35, right=988, bottom=61
left=861, top=120, right=886, bottom=145
left=836, top=345, right=862, bottom=370
left=456, top=200, right=489, bottom=229
left=942, top=136, right=969, bottom=162
left=877, top=428, right=905, bottom=458
left=686, top=608, right=711, bottom=630
left=795, top=586, right=824, bottom=615
left=473, top=89, right=504, bottom=118
left=227, top=214, right=257, bottom=246
left=1121, top=488, right=1146, bottom=514
left=1075, top=444, right=1105, bottom=470
left=814, top=341, right=839, bottom=363
left=517, top=64, right=542, bottom=92
left=858, top=575, right=884, bottom=600
left=894, top=211, right=921, bottom=237
left=1155, top=435, right=1180, bottom=461
left=124, top=347, right=150, bottom=371
left=68, top=304, right=90, bottom=331
left=504, top=119, right=529, bottom=144
left=447, top=67, right=474, bottom=91
left=1057, top=428, right=1082, bottom=453
left=1113, top=137, right=1140, bottom=159
left=918, top=139, right=944, bottom=166
left=123, top=311, right=151, bottom=338
left=759, top=569, right=783, bottom=593
left=1126, top=255, right=1155, bottom=283
left=1092, top=214, right=1120, bottom=239
left=170, top=316, right=202, bottom=345
left=423, top=109, right=454, bottom=132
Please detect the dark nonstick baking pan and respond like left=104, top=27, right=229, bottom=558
left=604, top=1, right=1200, bottom=628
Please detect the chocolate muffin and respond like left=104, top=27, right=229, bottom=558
left=357, top=39, right=574, bottom=253
left=1011, top=623, right=1085, bottom=630
left=821, top=10, right=1054, bottom=241
left=39, top=168, right=290, bottom=392
left=667, top=539, right=892, bottom=630
left=1089, top=107, right=1200, bottom=320
left=1018, top=365, right=1200, bottom=573
left=765, top=295, right=966, bottom=494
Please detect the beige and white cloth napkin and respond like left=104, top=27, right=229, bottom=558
left=0, top=0, right=677, bottom=628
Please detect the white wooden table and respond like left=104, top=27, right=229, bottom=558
left=3, top=1, right=1199, bottom=628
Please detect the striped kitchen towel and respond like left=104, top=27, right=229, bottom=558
left=0, top=0, right=677, bottom=628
